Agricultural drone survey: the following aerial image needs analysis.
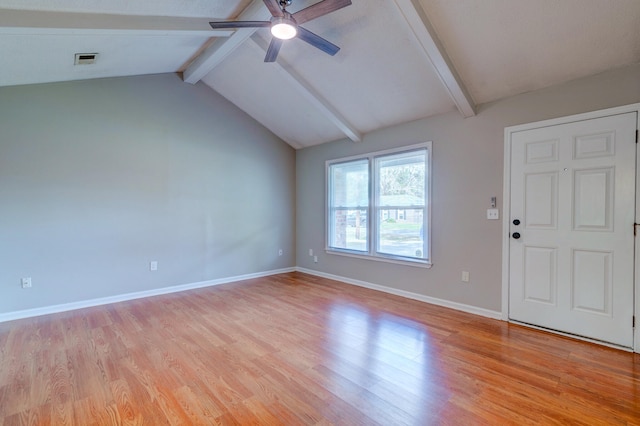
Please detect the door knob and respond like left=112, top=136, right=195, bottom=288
left=512, top=232, right=521, bottom=239
left=513, top=219, right=521, bottom=226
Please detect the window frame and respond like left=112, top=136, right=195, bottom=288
left=326, top=158, right=370, bottom=254
left=325, top=142, right=432, bottom=268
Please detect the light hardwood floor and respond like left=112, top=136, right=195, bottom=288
left=1, top=272, right=639, bottom=425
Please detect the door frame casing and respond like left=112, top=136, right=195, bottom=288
left=501, top=103, right=640, bottom=353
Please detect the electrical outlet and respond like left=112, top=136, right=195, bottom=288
left=21, top=277, right=32, bottom=288
left=150, top=261, right=158, bottom=271
left=461, top=271, right=470, bottom=283
left=313, top=255, right=318, bottom=263
left=278, top=249, right=283, bottom=256
left=487, top=209, right=500, bottom=220
left=309, top=249, right=313, bottom=257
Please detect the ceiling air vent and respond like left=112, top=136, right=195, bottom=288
left=74, top=53, right=98, bottom=65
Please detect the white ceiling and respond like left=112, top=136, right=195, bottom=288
left=1, top=0, right=639, bottom=148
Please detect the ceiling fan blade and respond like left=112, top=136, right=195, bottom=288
left=292, top=0, right=352, bottom=25
left=263, top=0, right=284, bottom=17
left=296, top=26, right=340, bottom=56
left=264, top=38, right=284, bottom=62
left=209, top=21, right=271, bottom=29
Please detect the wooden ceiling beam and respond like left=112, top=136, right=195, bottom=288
left=248, top=35, right=362, bottom=143
left=393, top=0, right=476, bottom=117
left=183, top=1, right=269, bottom=84
left=0, top=9, right=232, bottom=37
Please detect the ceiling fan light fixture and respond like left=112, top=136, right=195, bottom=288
left=210, top=0, right=351, bottom=62
left=271, top=17, right=297, bottom=40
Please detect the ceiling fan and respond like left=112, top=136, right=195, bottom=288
left=209, top=0, right=352, bottom=62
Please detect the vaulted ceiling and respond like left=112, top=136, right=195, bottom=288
left=1, top=0, right=639, bottom=148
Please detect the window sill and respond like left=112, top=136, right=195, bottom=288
left=326, top=249, right=433, bottom=269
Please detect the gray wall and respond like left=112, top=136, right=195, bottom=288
left=296, top=63, right=640, bottom=312
left=0, top=73, right=296, bottom=314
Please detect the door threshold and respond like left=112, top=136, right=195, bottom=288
left=508, top=319, right=634, bottom=353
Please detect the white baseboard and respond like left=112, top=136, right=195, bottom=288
left=296, top=267, right=502, bottom=320
left=1, top=266, right=501, bottom=324
left=0, top=267, right=296, bottom=323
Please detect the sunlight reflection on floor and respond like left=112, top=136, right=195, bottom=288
left=326, top=303, right=449, bottom=420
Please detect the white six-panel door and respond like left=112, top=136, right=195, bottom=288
left=508, top=112, right=637, bottom=348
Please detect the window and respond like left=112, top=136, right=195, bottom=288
left=327, top=143, right=431, bottom=266
left=328, top=159, right=369, bottom=252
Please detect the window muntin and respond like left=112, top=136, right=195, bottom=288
left=327, top=143, right=431, bottom=266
